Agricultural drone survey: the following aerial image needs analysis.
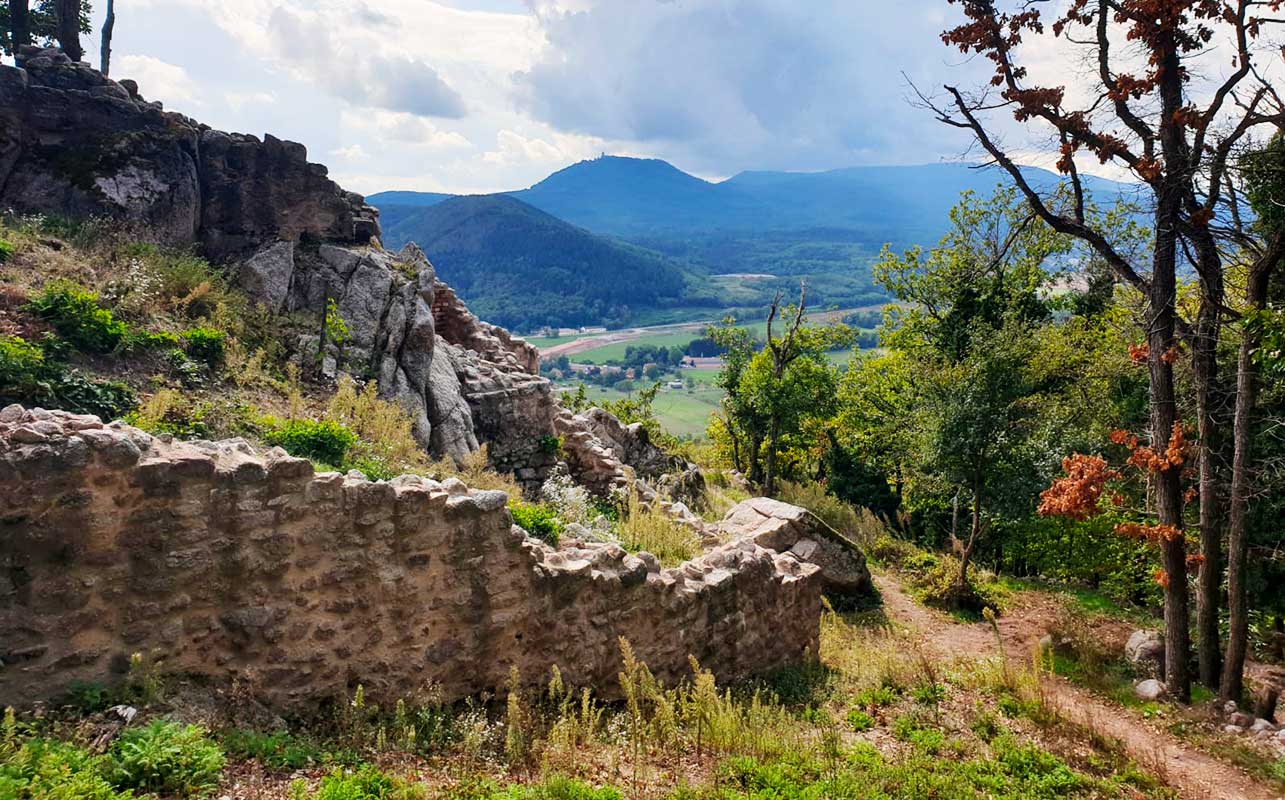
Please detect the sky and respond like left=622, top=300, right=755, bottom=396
left=69, top=0, right=1273, bottom=197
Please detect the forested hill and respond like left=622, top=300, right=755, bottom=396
left=381, top=194, right=695, bottom=331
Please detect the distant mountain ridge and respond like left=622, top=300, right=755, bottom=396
left=370, top=157, right=1135, bottom=330
left=371, top=157, right=1133, bottom=245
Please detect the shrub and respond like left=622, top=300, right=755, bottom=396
left=64, top=681, right=112, bottom=714
left=991, top=736, right=1085, bottom=794
left=261, top=418, right=357, bottom=467
left=0, top=335, right=136, bottom=420
left=511, top=777, right=621, bottom=800
left=0, top=738, right=129, bottom=800
left=510, top=501, right=562, bottom=546
left=108, top=243, right=230, bottom=319
left=868, top=534, right=919, bottom=567
left=39, top=371, right=136, bottom=421
left=846, top=708, right=875, bottom=731
left=182, top=328, right=226, bottom=369
left=902, top=552, right=940, bottom=574
left=313, top=765, right=425, bottom=800
left=891, top=715, right=945, bottom=754
left=0, top=238, right=14, bottom=264
left=110, top=719, right=225, bottom=797
left=0, top=335, right=49, bottom=391
left=125, top=389, right=209, bottom=439
left=123, top=330, right=182, bottom=351
left=911, top=682, right=946, bottom=706
left=326, top=376, right=428, bottom=476
left=221, top=729, right=320, bottom=771
left=853, top=685, right=899, bottom=709
left=26, top=281, right=128, bottom=353
left=913, top=557, right=1007, bottom=616
left=346, top=456, right=399, bottom=482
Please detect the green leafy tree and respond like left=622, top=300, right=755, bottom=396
left=867, top=187, right=1076, bottom=600
left=709, top=285, right=851, bottom=495
left=2, top=0, right=91, bottom=58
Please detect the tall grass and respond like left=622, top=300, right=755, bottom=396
left=776, top=481, right=887, bottom=548
left=617, top=492, right=701, bottom=566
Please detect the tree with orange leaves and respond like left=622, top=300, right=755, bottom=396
left=927, top=0, right=1285, bottom=702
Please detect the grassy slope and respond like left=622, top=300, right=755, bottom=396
left=3, top=588, right=1188, bottom=800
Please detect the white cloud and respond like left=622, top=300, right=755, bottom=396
left=267, top=7, right=466, bottom=118
left=513, top=0, right=991, bottom=175
left=340, top=111, right=474, bottom=150
left=89, top=0, right=1194, bottom=199
left=224, top=91, right=276, bottom=112
left=330, top=145, right=370, bottom=161
left=115, top=55, right=203, bottom=110
left=482, top=129, right=599, bottom=166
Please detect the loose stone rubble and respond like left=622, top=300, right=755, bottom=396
left=718, top=497, right=872, bottom=596
left=0, top=407, right=826, bottom=709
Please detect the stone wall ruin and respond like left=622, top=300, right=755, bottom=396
left=0, top=406, right=825, bottom=709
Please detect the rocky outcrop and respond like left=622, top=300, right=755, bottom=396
left=0, top=50, right=669, bottom=497
left=231, top=236, right=610, bottom=486
left=581, top=407, right=681, bottom=478
left=0, top=406, right=824, bottom=708
left=719, top=497, right=872, bottom=597
left=0, top=48, right=377, bottom=260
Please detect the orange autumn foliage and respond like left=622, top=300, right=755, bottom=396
left=1114, top=422, right=1188, bottom=473
left=1115, top=521, right=1182, bottom=543
left=1038, top=454, right=1117, bottom=521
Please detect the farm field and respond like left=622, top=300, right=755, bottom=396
left=530, top=305, right=882, bottom=364
left=554, top=369, right=724, bottom=439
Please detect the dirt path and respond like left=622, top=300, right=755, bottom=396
left=872, top=574, right=1282, bottom=800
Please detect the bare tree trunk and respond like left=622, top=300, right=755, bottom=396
left=1152, top=35, right=1191, bottom=703
left=55, top=0, right=81, bottom=61
left=747, top=434, right=763, bottom=485
left=1193, top=294, right=1223, bottom=688
left=957, top=471, right=983, bottom=594
left=725, top=417, right=743, bottom=474
left=1221, top=266, right=1271, bottom=704
left=8, top=0, right=29, bottom=62
left=1252, top=688, right=1278, bottom=722
left=764, top=415, right=780, bottom=496
left=100, top=0, right=115, bottom=75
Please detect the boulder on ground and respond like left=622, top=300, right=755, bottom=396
left=1229, top=711, right=1255, bottom=728
left=719, top=497, right=871, bottom=596
left=1134, top=679, right=1166, bottom=702
left=1124, top=630, right=1165, bottom=677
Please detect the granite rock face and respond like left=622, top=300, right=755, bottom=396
left=0, top=407, right=825, bottom=708
left=0, top=48, right=378, bottom=260
left=230, top=237, right=619, bottom=487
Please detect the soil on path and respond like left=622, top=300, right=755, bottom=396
left=872, top=573, right=1283, bottom=800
